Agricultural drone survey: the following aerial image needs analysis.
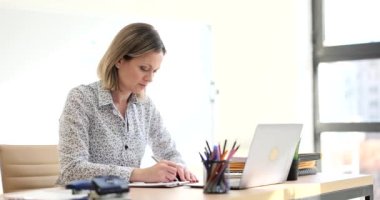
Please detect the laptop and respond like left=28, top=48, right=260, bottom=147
left=229, top=123, right=303, bottom=189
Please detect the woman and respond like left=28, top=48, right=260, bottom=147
left=57, top=23, right=197, bottom=184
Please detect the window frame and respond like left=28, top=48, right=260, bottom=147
left=312, top=0, right=380, bottom=153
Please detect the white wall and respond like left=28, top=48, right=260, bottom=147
left=207, top=1, right=313, bottom=155
left=0, top=0, right=313, bottom=193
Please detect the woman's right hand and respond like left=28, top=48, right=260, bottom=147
left=130, top=160, right=178, bottom=183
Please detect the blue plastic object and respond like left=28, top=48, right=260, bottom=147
left=66, top=179, right=94, bottom=191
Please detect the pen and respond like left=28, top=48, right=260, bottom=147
left=151, top=155, right=160, bottom=163
left=151, top=156, right=179, bottom=182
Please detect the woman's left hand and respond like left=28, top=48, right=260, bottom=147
left=175, top=164, right=198, bottom=183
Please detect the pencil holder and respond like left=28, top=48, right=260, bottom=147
left=203, top=160, right=230, bottom=194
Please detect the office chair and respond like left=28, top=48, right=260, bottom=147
left=0, top=145, right=60, bottom=193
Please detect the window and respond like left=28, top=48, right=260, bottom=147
left=318, top=59, right=380, bottom=122
left=312, top=0, right=380, bottom=198
left=323, top=0, right=380, bottom=46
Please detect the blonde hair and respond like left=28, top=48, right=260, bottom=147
left=97, top=23, right=166, bottom=95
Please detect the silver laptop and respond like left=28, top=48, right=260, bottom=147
left=229, top=123, right=303, bottom=189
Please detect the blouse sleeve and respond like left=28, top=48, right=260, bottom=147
left=146, top=98, right=185, bottom=165
left=57, top=87, right=133, bottom=184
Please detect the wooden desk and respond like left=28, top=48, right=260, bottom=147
left=262, top=173, right=373, bottom=200
left=0, top=173, right=373, bottom=200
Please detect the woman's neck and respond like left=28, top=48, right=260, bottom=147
left=111, top=90, right=132, bottom=105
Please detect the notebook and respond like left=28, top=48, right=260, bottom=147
left=129, top=181, right=190, bottom=188
left=229, top=123, right=303, bottom=189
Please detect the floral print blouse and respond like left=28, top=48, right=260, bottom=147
left=57, top=81, right=183, bottom=184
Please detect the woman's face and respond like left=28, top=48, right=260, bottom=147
left=116, top=51, right=163, bottom=93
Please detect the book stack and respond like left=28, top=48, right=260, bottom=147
left=298, top=153, right=321, bottom=176
left=229, top=154, right=321, bottom=177
left=229, top=157, right=246, bottom=174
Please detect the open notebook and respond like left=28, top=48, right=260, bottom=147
left=129, top=181, right=190, bottom=188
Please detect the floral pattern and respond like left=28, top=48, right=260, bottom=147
left=57, top=81, right=183, bottom=184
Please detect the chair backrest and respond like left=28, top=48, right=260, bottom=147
left=0, top=145, right=60, bottom=193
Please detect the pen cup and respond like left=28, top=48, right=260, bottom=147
left=203, top=160, right=230, bottom=194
